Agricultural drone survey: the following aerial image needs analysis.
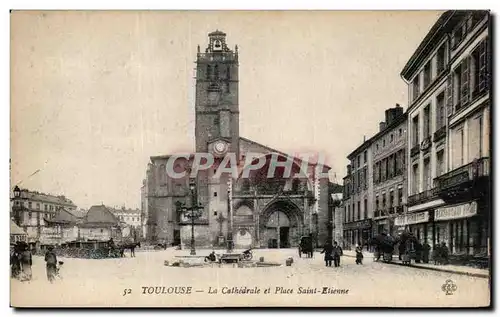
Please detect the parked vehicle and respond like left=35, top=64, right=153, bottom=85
left=298, top=236, right=314, bottom=258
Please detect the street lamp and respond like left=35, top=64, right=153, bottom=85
left=176, top=179, right=204, bottom=255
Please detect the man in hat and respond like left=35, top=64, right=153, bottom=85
left=45, top=246, right=58, bottom=283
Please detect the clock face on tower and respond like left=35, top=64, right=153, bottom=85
left=213, top=141, right=228, bottom=155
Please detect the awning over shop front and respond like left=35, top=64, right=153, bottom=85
left=434, top=201, right=477, bottom=221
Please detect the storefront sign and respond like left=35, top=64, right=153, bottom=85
left=344, top=219, right=372, bottom=230
left=394, top=211, right=429, bottom=226
left=435, top=202, right=477, bottom=221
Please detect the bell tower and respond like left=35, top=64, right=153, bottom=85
left=195, top=30, right=240, bottom=160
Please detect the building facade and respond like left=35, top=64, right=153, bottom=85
left=400, top=10, right=490, bottom=256
left=11, top=186, right=77, bottom=244
left=342, top=105, right=407, bottom=249
left=145, top=31, right=330, bottom=249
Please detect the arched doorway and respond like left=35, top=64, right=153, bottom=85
left=260, top=200, right=302, bottom=248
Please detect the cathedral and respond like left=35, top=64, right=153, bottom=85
left=142, top=30, right=330, bottom=249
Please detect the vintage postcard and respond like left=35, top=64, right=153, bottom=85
left=10, top=10, right=491, bottom=307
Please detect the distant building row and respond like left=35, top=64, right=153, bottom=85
left=10, top=186, right=143, bottom=247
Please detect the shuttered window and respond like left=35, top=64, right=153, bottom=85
left=451, top=127, right=465, bottom=169
left=468, top=115, right=483, bottom=162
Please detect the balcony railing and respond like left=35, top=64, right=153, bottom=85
left=408, top=187, right=439, bottom=206
left=433, top=126, right=446, bottom=142
left=434, top=157, right=490, bottom=190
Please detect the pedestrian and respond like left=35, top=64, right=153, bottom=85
left=19, top=243, right=32, bottom=282
left=332, top=241, right=343, bottom=267
left=440, top=241, right=449, bottom=265
left=422, top=242, right=431, bottom=264
left=355, top=244, right=364, bottom=265
left=45, top=246, right=58, bottom=283
left=10, top=243, right=21, bottom=279
left=320, top=241, right=334, bottom=267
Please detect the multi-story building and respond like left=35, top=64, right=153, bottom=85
left=11, top=186, right=77, bottom=244
left=372, top=106, right=408, bottom=237
left=110, top=207, right=142, bottom=229
left=343, top=135, right=372, bottom=249
left=400, top=10, right=490, bottom=256
left=342, top=105, right=407, bottom=249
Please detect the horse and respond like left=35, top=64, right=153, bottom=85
left=119, top=242, right=141, bottom=257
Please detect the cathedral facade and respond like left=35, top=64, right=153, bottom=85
left=143, top=31, right=330, bottom=249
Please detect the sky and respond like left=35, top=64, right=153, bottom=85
left=10, top=10, right=443, bottom=209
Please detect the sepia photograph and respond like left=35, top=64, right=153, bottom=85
left=9, top=10, right=491, bottom=308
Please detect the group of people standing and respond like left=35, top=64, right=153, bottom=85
left=10, top=242, right=32, bottom=282
left=10, top=242, right=60, bottom=283
left=320, top=241, right=344, bottom=267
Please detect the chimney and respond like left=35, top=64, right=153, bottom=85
left=379, top=121, right=387, bottom=132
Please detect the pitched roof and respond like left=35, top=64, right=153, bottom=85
left=45, top=208, right=80, bottom=224
left=11, top=220, right=26, bottom=235
left=85, top=205, right=120, bottom=224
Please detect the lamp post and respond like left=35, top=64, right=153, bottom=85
left=176, top=179, right=204, bottom=255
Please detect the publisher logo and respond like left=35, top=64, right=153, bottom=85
left=441, top=280, right=457, bottom=295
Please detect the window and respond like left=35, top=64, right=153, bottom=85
left=159, top=164, right=167, bottom=186
left=363, top=199, right=368, bottom=219
left=471, top=38, right=489, bottom=96
left=206, top=65, right=212, bottom=79
left=214, top=116, right=220, bottom=126
left=357, top=156, right=361, bottom=168
left=352, top=203, right=355, bottom=222
left=412, top=164, right=419, bottom=194
left=453, top=59, right=470, bottom=110
left=437, top=44, right=446, bottom=74
left=347, top=205, right=350, bottom=222
left=399, top=128, right=403, bottom=136
left=423, top=158, right=431, bottom=191
left=452, top=127, right=465, bottom=169
left=363, top=151, right=367, bottom=163
left=468, top=115, right=483, bottom=161
left=375, top=195, right=379, bottom=211
left=398, top=187, right=403, bottom=206
left=44, top=204, right=48, bottom=211
left=452, top=23, right=467, bottom=49
left=423, top=105, right=431, bottom=139
left=357, top=201, right=361, bottom=220
left=214, top=65, right=219, bottom=79
left=383, top=139, right=386, bottom=147
left=423, top=61, right=432, bottom=88
left=28, top=202, right=32, bottom=209
left=376, top=143, right=379, bottom=151
left=390, top=134, right=394, bottom=143
left=213, top=191, right=218, bottom=197
left=436, top=150, right=445, bottom=177
left=388, top=155, right=394, bottom=179
left=412, top=115, right=420, bottom=147
left=436, top=92, right=446, bottom=130
left=36, top=203, right=40, bottom=210
left=382, top=194, right=386, bottom=210
left=389, top=190, right=394, bottom=210
left=412, top=74, right=420, bottom=100
left=29, top=212, right=32, bottom=220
